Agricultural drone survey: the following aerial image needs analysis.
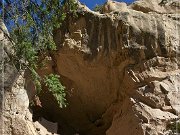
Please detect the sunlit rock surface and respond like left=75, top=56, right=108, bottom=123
left=1, top=0, right=180, bottom=135
left=49, top=0, right=180, bottom=134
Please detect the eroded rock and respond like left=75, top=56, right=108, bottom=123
left=0, top=22, right=57, bottom=135
left=35, top=0, right=180, bottom=134
left=1, top=0, right=180, bottom=135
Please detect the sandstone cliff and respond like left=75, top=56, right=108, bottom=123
left=0, top=21, right=59, bottom=135
left=1, top=0, right=180, bottom=135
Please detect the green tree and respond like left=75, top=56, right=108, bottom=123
left=0, top=0, right=78, bottom=108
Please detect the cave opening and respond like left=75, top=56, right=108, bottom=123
left=29, top=88, right=114, bottom=135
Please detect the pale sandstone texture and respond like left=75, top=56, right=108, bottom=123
left=40, top=0, right=180, bottom=134
left=1, top=0, right=180, bottom=135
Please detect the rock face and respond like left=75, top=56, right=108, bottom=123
left=0, top=21, right=58, bottom=135
left=36, top=0, right=180, bottom=134
left=130, top=0, right=180, bottom=14
left=1, top=0, right=180, bottom=135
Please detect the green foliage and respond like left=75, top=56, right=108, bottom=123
left=93, top=4, right=103, bottom=13
left=44, top=74, right=67, bottom=108
left=1, top=0, right=78, bottom=108
left=30, top=68, right=42, bottom=94
left=167, top=121, right=180, bottom=133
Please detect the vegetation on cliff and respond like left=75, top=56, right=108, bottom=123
left=0, top=0, right=78, bottom=108
left=93, top=4, right=103, bottom=12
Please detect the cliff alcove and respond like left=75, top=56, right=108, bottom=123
left=1, top=0, right=180, bottom=135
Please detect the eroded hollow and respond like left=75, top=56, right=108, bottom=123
left=24, top=47, right=127, bottom=135
left=29, top=68, right=123, bottom=135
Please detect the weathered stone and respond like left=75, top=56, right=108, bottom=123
left=1, top=0, right=180, bottom=135
left=43, top=0, right=180, bottom=134
left=0, top=22, right=57, bottom=135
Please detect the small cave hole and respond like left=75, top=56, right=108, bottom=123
left=94, top=119, right=105, bottom=128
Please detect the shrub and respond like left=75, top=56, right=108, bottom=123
left=0, top=0, right=78, bottom=108
left=93, top=4, right=103, bottom=13
left=44, top=74, right=67, bottom=108
left=167, top=121, right=180, bottom=133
